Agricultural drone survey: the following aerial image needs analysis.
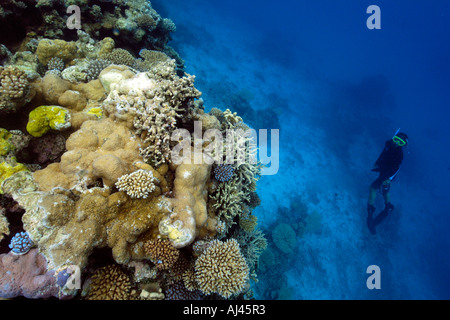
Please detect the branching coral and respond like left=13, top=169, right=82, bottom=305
left=101, top=60, right=201, bottom=167
left=115, top=169, right=159, bottom=199
left=194, top=239, right=249, bottom=299
left=100, top=48, right=135, bottom=67
left=143, top=238, right=179, bottom=270
left=86, top=265, right=131, bottom=300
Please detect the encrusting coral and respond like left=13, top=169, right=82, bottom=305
left=0, top=1, right=266, bottom=301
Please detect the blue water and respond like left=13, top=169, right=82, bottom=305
left=155, top=0, right=450, bottom=299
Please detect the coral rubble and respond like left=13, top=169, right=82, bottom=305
left=0, top=0, right=266, bottom=300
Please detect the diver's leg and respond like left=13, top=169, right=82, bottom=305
left=374, top=182, right=394, bottom=226
left=368, top=187, right=377, bottom=207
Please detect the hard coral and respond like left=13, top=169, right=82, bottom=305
left=115, top=169, right=159, bottom=199
left=26, top=105, right=71, bottom=138
left=32, top=117, right=141, bottom=191
left=86, top=265, right=131, bottom=300
left=143, top=238, right=179, bottom=270
left=85, top=59, right=112, bottom=82
left=214, top=164, right=234, bottom=182
left=101, top=60, right=201, bottom=167
left=35, top=38, right=79, bottom=66
left=194, top=239, right=249, bottom=299
left=101, top=48, right=135, bottom=67
left=0, top=66, right=34, bottom=113
left=9, top=231, right=34, bottom=255
left=159, top=151, right=211, bottom=249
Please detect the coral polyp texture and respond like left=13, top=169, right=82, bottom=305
left=0, top=0, right=265, bottom=300
left=214, top=164, right=235, bottom=182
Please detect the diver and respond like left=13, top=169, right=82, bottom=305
left=367, top=130, right=408, bottom=234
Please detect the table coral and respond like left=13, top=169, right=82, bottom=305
left=194, top=239, right=249, bottom=299
left=272, top=223, right=297, bottom=254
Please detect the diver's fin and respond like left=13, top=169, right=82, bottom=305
left=373, top=203, right=394, bottom=226
left=367, top=205, right=376, bottom=235
left=367, top=216, right=376, bottom=235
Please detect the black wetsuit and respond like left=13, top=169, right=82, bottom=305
left=371, top=140, right=403, bottom=189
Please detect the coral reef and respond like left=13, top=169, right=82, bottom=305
left=26, top=105, right=72, bottom=137
left=0, top=1, right=266, bottom=301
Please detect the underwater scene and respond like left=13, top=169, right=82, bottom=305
left=0, top=0, right=449, bottom=301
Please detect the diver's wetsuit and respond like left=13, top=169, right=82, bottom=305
left=371, top=139, right=403, bottom=188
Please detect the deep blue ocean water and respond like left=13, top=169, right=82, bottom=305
left=155, top=0, right=450, bottom=299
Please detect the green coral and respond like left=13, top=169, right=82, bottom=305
left=26, top=106, right=71, bottom=138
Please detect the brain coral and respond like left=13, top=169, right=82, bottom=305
left=194, top=239, right=249, bottom=299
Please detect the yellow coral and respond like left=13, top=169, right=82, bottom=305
left=0, top=159, right=28, bottom=194
left=0, top=128, right=13, bottom=156
left=86, top=106, right=103, bottom=118
left=26, top=105, right=71, bottom=138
